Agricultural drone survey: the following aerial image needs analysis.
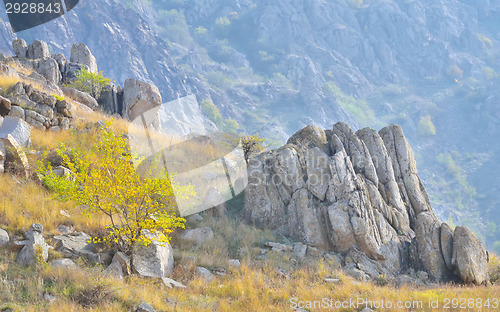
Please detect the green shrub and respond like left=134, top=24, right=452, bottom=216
left=52, top=94, right=66, bottom=102
left=205, top=71, right=233, bottom=90
left=224, top=118, right=239, bottom=133
left=201, top=99, right=223, bottom=127
left=69, top=67, right=110, bottom=99
left=417, top=115, right=436, bottom=136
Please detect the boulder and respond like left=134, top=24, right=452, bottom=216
left=8, top=106, right=25, bottom=120
left=287, top=125, right=328, bottom=152
left=228, top=259, right=241, bottom=268
left=1, top=134, right=29, bottom=178
left=122, top=79, right=162, bottom=123
left=25, top=110, right=49, bottom=129
left=161, top=277, right=187, bottom=288
left=49, top=258, right=78, bottom=269
left=243, top=122, right=490, bottom=284
left=16, top=224, right=49, bottom=265
left=98, top=84, right=123, bottom=115
left=196, top=266, right=214, bottom=282
left=64, top=62, right=83, bottom=81
left=452, top=226, right=489, bottom=285
left=0, top=116, right=30, bottom=148
left=61, top=87, right=98, bottom=109
left=136, top=302, right=155, bottom=312
left=52, top=232, right=97, bottom=261
left=104, top=259, right=125, bottom=280
left=27, top=40, right=50, bottom=60
left=37, top=58, right=62, bottom=84
left=70, top=43, right=98, bottom=73
left=180, top=227, right=214, bottom=244
left=55, top=100, right=73, bottom=118
left=12, top=39, right=28, bottom=58
left=104, top=251, right=131, bottom=279
left=132, top=231, right=174, bottom=278
left=0, top=96, right=11, bottom=117
left=0, top=228, right=9, bottom=248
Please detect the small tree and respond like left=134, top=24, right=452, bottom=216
left=70, top=67, right=110, bottom=99
left=241, top=134, right=267, bottom=164
left=38, top=122, right=188, bottom=254
left=417, top=115, right=436, bottom=136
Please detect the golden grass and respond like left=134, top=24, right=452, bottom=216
left=0, top=174, right=107, bottom=236
left=2, top=59, right=34, bottom=76
left=0, top=75, right=20, bottom=95
left=0, top=244, right=499, bottom=312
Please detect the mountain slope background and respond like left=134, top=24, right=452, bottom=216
left=0, top=0, right=499, bottom=251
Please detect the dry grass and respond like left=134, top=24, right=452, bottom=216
left=0, top=244, right=499, bottom=312
left=0, top=174, right=107, bottom=236
left=2, top=59, right=34, bottom=76
left=0, top=75, right=20, bottom=96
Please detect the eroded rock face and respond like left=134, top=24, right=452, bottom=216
left=243, top=122, right=489, bottom=284
left=122, top=79, right=162, bottom=126
left=132, top=231, right=174, bottom=278
left=70, top=43, right=98, bottom=73
left=27, top=40, right=50, bottom=60
left=16, top=224, right=49, bottom=265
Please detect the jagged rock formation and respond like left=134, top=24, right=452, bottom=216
left=244, top=122, right=489, bottom=284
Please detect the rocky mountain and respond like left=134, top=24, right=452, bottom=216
left=244, top=122, right=489, bottom=284
left=0, top=0, right=499, bottom=250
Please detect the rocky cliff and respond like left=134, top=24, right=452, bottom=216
left=244, top=122, right=489, bottom=284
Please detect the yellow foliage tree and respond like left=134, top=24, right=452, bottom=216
left=38, top=122, right=189, bottom=253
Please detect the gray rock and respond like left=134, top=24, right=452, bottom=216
left=27, top=40, right=50, bottom=60
left=345, top=267, right=370, bottom=282
left=452, top=226, right=489, bottom=285
left=265, top=242, right=293, bottom=252
left=8, top=106, right=25, bottom=120
left=132, top=231, right=174, bottom=278
left=187, top=213, right=203, bottom=223
left=161, top=277, right=187, bottom=288
left=293, top=243, right=307, bottom=258
left=51, top=166, right=72, bottom=178
left=228, top=259, right=241, bottom=268
left=49, top=258, right=78, bottom=269
left=0, top=116, right=31, bottom=148
left=44, top=293, right=57, bottom=303
left=0, top=95, right=11, bottom=117
left=122, top=79, right=162, bottom=124
left=136, top=302, right=155, bottom=312
left=1, top=134, right=29, bottom=178
left=25, top=110, right=49, bottom=129
left=16, top=223, right=49, bottom=265
left=287, top=125, right=328, bottom=152
left=55, top=100, right=73, bottom=118
left=180, top=227, right=214, bottom=244
left=440, top=223, right=455, bottom=271
left=52, top=232, right=96, bottom=261
left=28, top=72, right=47, bottom=84
left=37, top=58, right=62, bottom=84
left=61, top=87, right=98, bottom=109
left=12, top=39, right=27, bottom=58
left=104, top=258, right=125, bottom=280
left=56, top=225, right=74, bottom=235
left=0, top=228, right=9, bottom=248
left=196, top=266, right=214, bottom=282
left=70, top=43, right=98, bottom=73
left=243, top=122, right=490, bottom=284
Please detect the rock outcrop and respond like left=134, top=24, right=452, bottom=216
left=15, top=224, right=49, bottom=265
left=131, top=231, right=174, bottom=278
left=244, top=122, right=489, bottom=284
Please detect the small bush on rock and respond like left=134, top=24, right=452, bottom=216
left=69, top=67, right=110, bottom=99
